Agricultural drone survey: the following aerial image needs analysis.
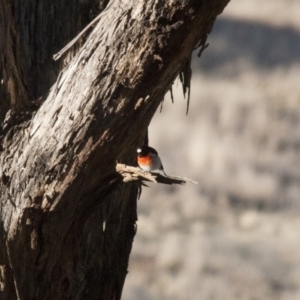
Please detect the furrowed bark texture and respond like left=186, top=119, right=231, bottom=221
left=0, top=0, right=229, bottom=299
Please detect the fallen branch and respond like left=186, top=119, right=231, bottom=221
left=116, top=163, right=197, bottom=185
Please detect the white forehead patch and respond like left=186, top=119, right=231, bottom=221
left=137, top=148, right=142, bottom=153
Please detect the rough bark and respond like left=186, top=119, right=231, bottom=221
left=0, top=0, right=229, bottom=299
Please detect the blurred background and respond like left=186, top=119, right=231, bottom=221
left=123, top=1, right=300, bottom=299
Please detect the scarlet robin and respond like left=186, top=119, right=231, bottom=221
left=137, top=145, right=167, bottom=176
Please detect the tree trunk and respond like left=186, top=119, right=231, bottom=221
left=0, top=0, right=229, bottom=299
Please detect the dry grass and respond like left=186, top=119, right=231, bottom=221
left=123, top=1, right=300, bottom=299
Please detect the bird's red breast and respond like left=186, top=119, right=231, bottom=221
left=137, top=154, right=153, bottom=167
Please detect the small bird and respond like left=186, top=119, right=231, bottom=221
left=137, top=145, right=167, bottom=176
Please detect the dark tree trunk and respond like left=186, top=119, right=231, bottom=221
left=0, top=0, right=229, bottom=299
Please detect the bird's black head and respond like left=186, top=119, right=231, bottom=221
left=137, top=145, right=158, bottom=156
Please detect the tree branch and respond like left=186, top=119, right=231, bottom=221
left=53, top=13, right=103, bottom=61
left=116, top=163, right=197, bottom=185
